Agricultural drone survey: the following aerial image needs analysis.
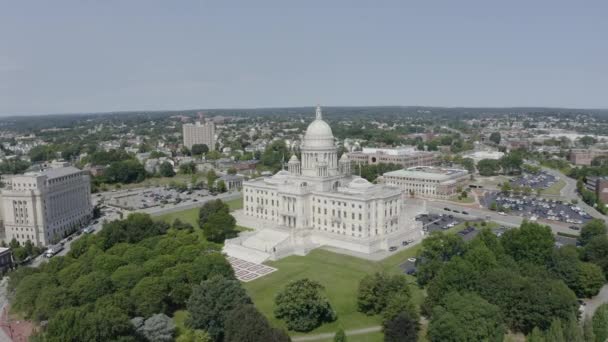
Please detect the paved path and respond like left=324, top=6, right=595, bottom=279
left=291, top=326, right=382, bottom=342
left=584, top=284, right=608, bottom=319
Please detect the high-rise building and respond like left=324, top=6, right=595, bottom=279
left=183, top=121, right=215, bottom=150
left=0, top=165, right=92, bottom=246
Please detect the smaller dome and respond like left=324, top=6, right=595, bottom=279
left=348, top=177, right=373, bottom=189
left=273, top=170, right=290, bottom=178
left=340, top=153, right=349, bottom=161
left=289, top=155, right=299, bottom=162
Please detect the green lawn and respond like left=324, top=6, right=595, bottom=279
left=244, top=247, right=425, bottom=338
left=243, top=219, right=502, bottom=338
left=448, top=195, right=475, bottom=204
left=155, top=198, right=243, bottom=229
left=540, top=179, right=566, bottom=196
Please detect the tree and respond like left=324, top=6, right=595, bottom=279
left=593, top=304, right=608, bottom=342
left=583, top=317, right=595, bottom=342
left=416, top=232, right=465, bottom=286
left=527, top=327, right=545, bottom=342
left=131, top=276, right=168, bottom=317
left=334, top=329, right=346, bottom=342
left=69, top=271, right=114, bottom=305
left=382, top=292, right=418, bottom=324
left=261, top=140, right=289, bottom=172
left=206, top=169, right=218, bottom=189
left=582, top=236, right=608, bottom=274
left=564, top=313, right=584, bottom=342
left=227, top=167, right=237, bottom=175
left=274, top=278, right=336, bottom=332
left=501, top=221, right=554, bottom=265
left=224, top=305, right=290, bottom=342
left=461, top=158, right=475, bottom=173
left=179, top=162, right=197, bottom=175
left=199, top=199, right=230, bottom=226
left=577, top=262, right=605, bottom=298
left=500, top=152, right=524, bottom=175
left=500, top=181, right=512, bottom=193
left=159, top=161, right=176, bottom=177
left=46, top=305, right=134, bottom=342
left=357, top=272, right=410, bottom=315
left=187, top=276, right=251, bottom=341
left=202, top=211, right=237, bottom=243
left=489, top=132, right=501, bottom=145
left=191, top=144, right=209, bottom=156
left=383, top=310, right=419, bottom=342
left=134, top=313, right=176, bottom=342
left=427, top=292, right=505, bottom=342
left=546, top=319, right=566, bottom=342
left=579, top=219, right=607, bottom=246
left=176, top=330, right=212, bottom=342
left=104, top=159, right=147, bottom=184
left=580, top=136, right=597, bottom=147
left=477, top=159, right=501, bottom=176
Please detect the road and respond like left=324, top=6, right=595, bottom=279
left=291, top=326, right=382, bottom=342
left=584, top=284, right=608, bottom=319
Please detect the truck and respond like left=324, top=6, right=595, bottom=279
left=44, top=244, right=64, bottom=258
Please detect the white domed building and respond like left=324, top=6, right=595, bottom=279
left=231, top=106, right=421, bottom=261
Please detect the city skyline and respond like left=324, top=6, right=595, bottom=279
left=1, top=0, right=607, bottom=116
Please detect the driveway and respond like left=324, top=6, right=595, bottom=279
left=584, top=284, right=608, bottom=319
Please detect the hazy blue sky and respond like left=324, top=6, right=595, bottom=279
left=1, top=0, right=607, bottom=115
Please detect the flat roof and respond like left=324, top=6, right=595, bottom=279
left=384, top=167, right=468, bottom=181
left=24, top=166, right=83, bottom=179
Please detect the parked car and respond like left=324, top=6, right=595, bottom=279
left=389, top=246, right=397, bottom=252
left=444, top=207, right=451, bottom=211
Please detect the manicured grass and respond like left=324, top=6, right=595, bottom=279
left=540, top=179, right=566, bottom=196
left=244, top=250, right=385, bottom=336
left=155, top=197, right=244, bottom=229
left=244, top=248, right=426, bottom=337
left=157, top=207, right=200, bottom=228
left=448, top=195, right=475, bottom=204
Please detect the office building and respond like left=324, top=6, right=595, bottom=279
left=0, top=166, right=93, bottom=246
left=383, top=166, right=469, bottom=199
left=183, top=121, right=216, bottom=150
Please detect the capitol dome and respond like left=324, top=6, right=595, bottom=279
left=303, top=106, right=334, bottom=148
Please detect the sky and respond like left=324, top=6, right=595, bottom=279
left=0, top=0, right=607, bottom=116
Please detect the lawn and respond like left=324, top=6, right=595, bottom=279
left=155, top=197, right=243, bottom=229
left=448, top=195, right=475, bottom=204
left=540, top=179, right=566, bottom=196
left=244, top=244, right=427, bottom=338
left=243, top=218, right=503, bottom=339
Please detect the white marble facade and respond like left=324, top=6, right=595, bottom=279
left=238, top=106, right=420, bottom=257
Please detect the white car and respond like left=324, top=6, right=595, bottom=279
left=498, top=211, right=507, bottom=216
left=407, top=257, right=416, bottom=263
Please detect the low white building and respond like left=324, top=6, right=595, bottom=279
left=0, top=166, right=93, bottom=246
left=383, top=166, right=469, bottom=199
left=464, top=150, right=505, bottom=163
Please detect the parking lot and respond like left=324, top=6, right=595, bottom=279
left=416, top=213, right=462, bottom=233
left=104, top=187, right=209, bottom=210
left=510, top=171, right=557, bottom=189
left=481, top=192, right=592, bottom=225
